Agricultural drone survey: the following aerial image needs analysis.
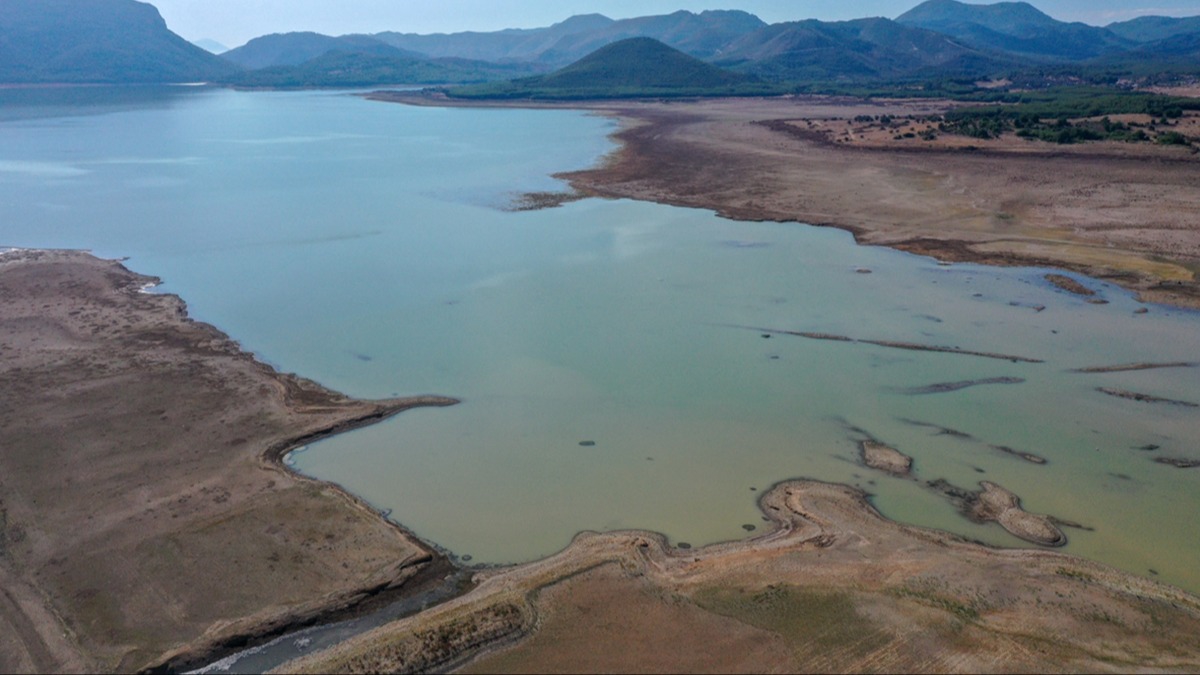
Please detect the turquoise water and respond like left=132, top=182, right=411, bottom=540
left=2, top=87, right=1198, bottom=592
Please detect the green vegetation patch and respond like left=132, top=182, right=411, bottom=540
left=887, top=583, right=981, bottom=621
left=1054, top=566, right=1096, bottom=582
left=940, top=89, right=1200, bottom=145
left=694, top=584, right=891, bottom=660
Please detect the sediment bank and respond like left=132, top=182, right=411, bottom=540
left=281, top=479, right=1200, bottom=673
left=370, top=91, right=1200, bottom=309
left=0, top=250, right=459, bottom=673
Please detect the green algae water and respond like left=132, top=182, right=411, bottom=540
left=2, top=87, right=1198, bottom=592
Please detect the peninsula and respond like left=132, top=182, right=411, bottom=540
left=0, top=250, right=457, bottom=672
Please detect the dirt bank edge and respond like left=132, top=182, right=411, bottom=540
left=0, top=249, right=462, bottom=673
left=367, top=91, right=1200, bottom=310
left=280, top=478, right=1200, bottom=674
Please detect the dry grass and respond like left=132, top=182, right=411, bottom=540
left=281, top=481, right=1200, bottom=674
left=562, top=98, right=1200, bottom=308
left=372, top=91, right=1200, bottom=306
left=0, top=250, right=455, bottom=672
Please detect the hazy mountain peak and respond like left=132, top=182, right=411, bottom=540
left=1106, top=14, right=1200, bottom=43
left=897, top=0, right=1060, bottom=32
left=468, top=36, right=749, bottom=96
left=716, top=15, right=1012, bottom=80
left=220, top=32, right=425, bottom=70
left=896, top=0, right=1132, bottom=60
left=550, top=14, right=615, bottom=33
left=192, top=38, right=229, bottom=54
left=0, top=0, right=237, bottom=83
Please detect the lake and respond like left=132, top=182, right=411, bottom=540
left=2, top=86, right=1197, bottom=592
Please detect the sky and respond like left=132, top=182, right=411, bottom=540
left=150, top=0, right=1200, bottom=49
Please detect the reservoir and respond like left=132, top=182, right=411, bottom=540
left=2, top=86, right=1197, bottom=592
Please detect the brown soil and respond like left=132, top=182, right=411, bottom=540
left=1072, top=362, right=1195, bottom=373
left=1155, top=457, right=1200, bottom=469
left=973, top=481, right=1067, bottom=547
left=0, top=250, right=458, bottom=673
left=792, top=111, right=1200, bottom=157
left=1045, top=273, right=1097, bottom=296
left=506, top=190, right=588, bottom=211
left=282, top=480, right=1200, bottom=674
left=368, top=91, right=1200, bottom=309
left=1097, top=386, right=1199, bottom=407
left=460, top=564, right=795, bottom=674
left=927, top=479, right=1066, bottom=546
left=860, top=440, right=913, bottom=476
left=850, top=429, right=1058, bottom=544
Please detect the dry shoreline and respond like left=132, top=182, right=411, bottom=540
left=3, top=249, right=1198, bottom=673
left=283, top=478, right=1200, bottom=673
left=0, top=249, right=460, bottom=673
left=369, top=91, right=1200, bottom=309
left=5, top=87, right=1200, bottom=672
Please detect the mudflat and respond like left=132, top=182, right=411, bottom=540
left=0, top=250, right=456, bottom=673
left=282, top=479, right=1200, bottom=674
left=373, top=92, right=1200, bottom=308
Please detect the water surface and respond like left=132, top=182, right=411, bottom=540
left=2, top=86, right=1197, bottom=592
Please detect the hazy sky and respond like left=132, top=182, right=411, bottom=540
left=150, top=0, right=1200, bottom=48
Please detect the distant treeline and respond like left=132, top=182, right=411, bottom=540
left=445, top=82, right=786, bottom=100
left=940, top=90, right=1200, bottom=144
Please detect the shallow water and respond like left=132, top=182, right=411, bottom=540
left=2, top=87, right=1198, bottom=592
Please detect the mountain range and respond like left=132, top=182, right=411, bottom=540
left=895, top=0, right=1133, bottom=60
left=1, top=0, right=1199, bottom=88
left=221, top=32, right=426, bottom=69
left=714, top=17, right=1019, bottom=80
left=375, top=12, right=769, bottom=66
left=1106, top=15, right=1200, bottom=43
left=0, top=0, right=234, bottom=83
left=451, top=37, right=764, bottom=99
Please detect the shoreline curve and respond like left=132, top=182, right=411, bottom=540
left=281, top=477, right=1200, bottom=674
left=0, top=249, right=464, bottom=673
left=366, top=90, right=1200, bottom=311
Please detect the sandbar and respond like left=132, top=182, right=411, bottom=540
left=859, top=440, right=913, bottom=476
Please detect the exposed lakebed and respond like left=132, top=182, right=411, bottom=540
left=1, top=87, right=1197, bottom=592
